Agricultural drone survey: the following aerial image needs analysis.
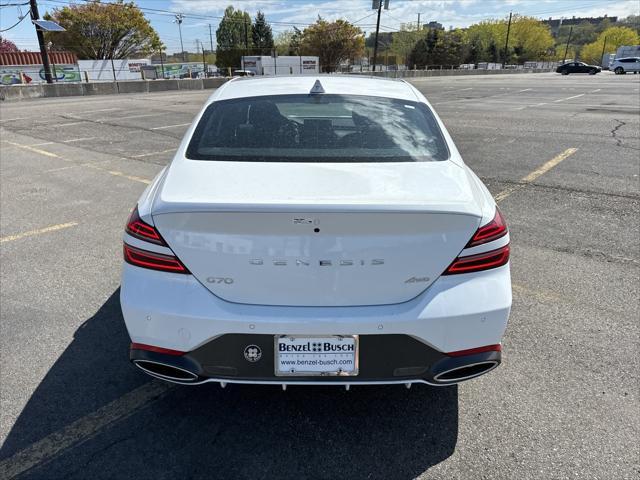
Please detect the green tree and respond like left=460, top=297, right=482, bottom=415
left=390, top=24, right=421, bottom=66
left=464, top=37, right=483, bottom=64
left=580, top=26, right=640, bottom=63
left=409, top=29, right=468, bottom=67
left=275, top=27, right=302, bottom=55
left=216, top=6, right=252, bottom=69
left=464, top=16, right=553, bottom=63
left=251, top=11, right=274, bottom=54
left=488, top=41, right=500, bottom=62
left=617, top=15, right=639, bottom=35
left=300, top=17, right=364, bottom=72
left=43, top=0, right=161, bottom=59
left=509, top=16, right=554, bottom=62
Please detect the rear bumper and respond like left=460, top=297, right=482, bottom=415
left=130, top=334, right=502, bottom=386
left=122, top=261, right=510, bottom=385
left=121, top=262, right=511, bottom=356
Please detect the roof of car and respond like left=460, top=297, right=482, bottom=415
left=210, top=75, right=420, bottom=103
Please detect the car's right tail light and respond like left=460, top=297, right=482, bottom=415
left=444, top=207, right=510, bottom=275
left=123, top=206, right=189, bottom=274
left=444, top=245, right=510, bottom=275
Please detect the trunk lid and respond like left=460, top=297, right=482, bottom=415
left=152, top=160, right=483, bottom=307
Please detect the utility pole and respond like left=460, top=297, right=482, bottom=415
left=159, top=46, right=165, bottom=79
left=243, top=17, right=249, bottom=71
left=502, top=11, right=512, bottom=69
left=600, top=36, right=608, bottom=66
left=208, top=24, right=214, bottom=54
left=174, top=13, right=185, bottom=62
left=29, top=0, right=53, bottom=83
left=417, top=13, right=421, bottom=31
left=562, top=25, right=573, bottom=64
left=199, top=40, right=207, bottom=77
left=372, top=0, right=389, bottom=72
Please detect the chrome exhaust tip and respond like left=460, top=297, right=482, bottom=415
left=433, top=360, right=499, bottom=383
left=133, top=359, right=199, bottom=383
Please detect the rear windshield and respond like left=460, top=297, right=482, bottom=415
left=186, top=94, right=449, bottom=162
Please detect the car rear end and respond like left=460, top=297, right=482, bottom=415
left=121, top=77, right=512, bottom=387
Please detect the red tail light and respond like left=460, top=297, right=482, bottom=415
left=126, top=207, right=166, bottom=246
left=444, top=245, right=510, bottom=275
left=130, top=343, right=185, bottom=356
left=466, top=208, right=507, bottom=248
left=447, top=344, right=501, bottom=357
left=123, top=244, right=190, bottom=274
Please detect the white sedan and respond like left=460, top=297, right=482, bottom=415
left=121, top=76, right=511, bottom=387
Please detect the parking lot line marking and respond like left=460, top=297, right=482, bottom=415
left=63, top=137, right=95, bottom=143
left=2, top=140, right=64, bottom=159
left=151, top=123, right=191, bottom=130
left=57, top=121, right=86, bottom=127
left=111, top=113, right=165, bottom=121
left=0, top=222, right=78, bottom=244
left=517, top=88, right=532, bottom=92
left=81, top=108, right=121, bottom=114
left=553, top=93, right=585, bottom=103
left=0, top=117, right=26, bottom=122
left=515, top=102, right=546, bottom=111
left=495, top=148, right=578, bottom=202
left=107, top=170, right=152, bottom=184
left=80, top=163, right=151, bottom=184
left=1, top=141, right=151, bottom=183
left=591, top=89, right=601, bottom=93
left=0, top=381, right=174, bottom=479
left=130, top=148, right=176, bottom=158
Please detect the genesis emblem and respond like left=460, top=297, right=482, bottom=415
left=244, top=345, right=262, bottom=362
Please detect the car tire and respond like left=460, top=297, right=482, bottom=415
left=561, top=71, right=569, bottom=75
left=614, top=67, right=625, bottom=75
left=589, top=69, right=597, bottom=75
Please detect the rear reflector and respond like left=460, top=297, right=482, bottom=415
left=447, top=344, right=501, bottom=357
left=123, top=244, right=190, bottom=274
left=444, top=244, right=510, bottom=275
left=126, top=207, right=166, bottom=246
left=130, top=343, right=186, bottom=356
left=466, top=208, right=507, bottom=248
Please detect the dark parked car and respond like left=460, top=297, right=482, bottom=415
left=556, top=61, right=601, bottom=75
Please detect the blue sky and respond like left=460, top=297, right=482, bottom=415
left=2, top=0, right=638, bottom=54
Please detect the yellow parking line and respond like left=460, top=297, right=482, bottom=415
left=108, top=170, right=152, bottom=184
left=495, top=148, right=578, bottom=202
left=0, top=222, right=78, bottom=244
left=130, top=148, right=176, bottom=158
left=3, top=140, right=152, bottom=184
left=0, top=382, right=173, bottom=479
left=2, top=140, right=65, bottom=159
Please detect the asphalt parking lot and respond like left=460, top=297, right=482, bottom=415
left=0, top=72, right=638, bottom=479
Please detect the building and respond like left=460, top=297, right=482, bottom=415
left=240, top=56, right=319, bottom=75
left=423, top=21, right=444, bottom=30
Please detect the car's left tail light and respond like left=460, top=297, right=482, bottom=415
left=123, top=207, right=190, bottom=274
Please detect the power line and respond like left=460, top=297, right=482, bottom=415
left=0, top=7, right=30, bottom=31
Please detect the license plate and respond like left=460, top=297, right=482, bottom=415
left=275, top=335, right=359, bottom=376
